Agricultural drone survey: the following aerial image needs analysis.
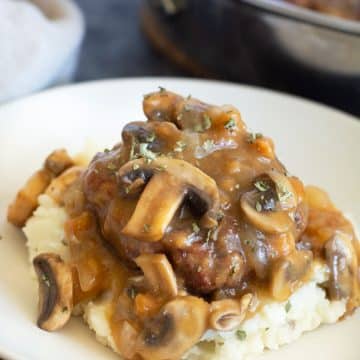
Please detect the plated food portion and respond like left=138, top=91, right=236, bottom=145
left=284, top=0, right=360, bottom=20
left=7, top=89, right=360, bottom=360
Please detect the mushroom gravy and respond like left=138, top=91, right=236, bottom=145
left=8, top=90, right=360, bottom=360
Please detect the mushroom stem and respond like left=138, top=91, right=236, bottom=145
left=136, top=296, right=208, bottom=360
left=119, top=158, right=220, bottom=241
left=33, top=253, right=73, bottom=331
left=209, top=294, right=253, bottom=331
left=135, top=254, right=178, bottom=298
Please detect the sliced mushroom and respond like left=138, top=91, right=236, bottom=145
left=270, top=250, right=312, bottom=301
left=325, top=232, right=359, bottom=301
left=115, top=320, right=139, bottom=359
left=209, top=294, right=253, bottom=331
left=7, top=169, right=53, bottom=227
left=240, top=171, right=297, bottom=234
left=118, top=158, right=220, bottom=241
left=7, top=149, right=74, bottom=227
left=136, top=296, right=208, bottom=360
left=143, top=90, right=182, bottom=123
left=45, top=166, right=83, bottom=204
left=44, top=149, right=74, bottom=176
left=135, top=254, right=178, bottom=298
left=33, top=253, right=73, bottom=331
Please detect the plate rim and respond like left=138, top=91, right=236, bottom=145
left=0, top=76, right=359, bottom=360
left=0, top=77, right=359, bottom=128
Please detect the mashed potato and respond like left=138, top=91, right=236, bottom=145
left=23, top=193, right=348, bottom=360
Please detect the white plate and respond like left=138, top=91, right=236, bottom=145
left=0, top=78, right=359, bottom=360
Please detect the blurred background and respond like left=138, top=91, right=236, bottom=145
left=1, top=0, right=359, bottom=116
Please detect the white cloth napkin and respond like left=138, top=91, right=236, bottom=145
left=0, top=0, right=85, bottom=103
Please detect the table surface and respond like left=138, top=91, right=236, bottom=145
left=75, top=0, right=359, bottom=117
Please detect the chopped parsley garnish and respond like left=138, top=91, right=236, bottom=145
left=192, top=222, right=200, bottom=234
left=224, top=118, right=236, bottom=131
left=244, top=239, right=252, bottom=246
left=145, top=132, right=156, bottom=143
left=285, top=301, right=291, bottom=313
left=254, top=180, right=269, bottom=192
left=255, top=201, right=262, bottom=212
left=174, top=141, right=187, bottom=153
left=104, top=148, right=110, bottom=153
left=107, top=162, right=117, bottom=171
left=193, top=114, right=212, bottom=132
left=139, top=143, right=157, bottom=161
left=128, top=287, right=137, bottom=299
left=143, top=224, right=151, bottom=233
left=158, top=86, right=166, bottom=93
left=129, top=138, right=138, bottom=160
left=203, top=114, right=212, bottom=130
left=155, top=164, right=168, bottom=172
left=247, top=132, right=263, bottom=144
left=202, top=139, right=215, bottom=152
left=236, top=330, right=247, bottom=341
left=41, top=274, right=51, bottom=287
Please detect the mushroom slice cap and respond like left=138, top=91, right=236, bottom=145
left=119, top=158, right=220, bottom=241
left=241, top=192, right=293, bottom=234
left=135, top=254, right=178, bottom=298
left=267, top=170, right=297, bottom=210
left=325, top=232, right=359, bottom=301
left=33, top=253, right=73, bottom=331
left=209, top=294, right=253, bottom=331
left=270, top=250, right=313, bottom=301
left=136, top=296, right=208, bottom=360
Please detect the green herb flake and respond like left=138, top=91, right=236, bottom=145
left=143, top=224, right=151, bottom=233
left=203, top=114, right=212, bottom=130
left=129, top=138, right=138, bottom=160
left=41, top=274, right=51, bottom=287
left=104, top=148, right=110, bottom=153
left=145, top=132, right=156, bottom=143
left=236, top=330, right=247, bottom=341
left=61, top=239, right=68, bottom=246
left=158, top=86, right=166, bottom=93
left=186, top=94, right=192, bottom=100
left=192, top=222, right=200, bottom=234
left=224, top=118, right=236, bottom=131
left=247, top=132, right=263, bottom=144
left=202, top=139, right=215, bottom=152
left=285, top=301, right=291, bottom=313
left=156, top=164, right=168, bottom=172
left=244, top=239, right=252, bottom=246
left=128, top=287, right=137, bottom=299
left=107, top=162, right=117, bottom=171
left=254, top=180, right=269, bottom=192
left=174, top=141, right=187, bottom=153
left=255, top=201, right=262, bottom=212
left=139, top=143, right=157, bottom=161
left=265, top=327, right=270, bottom=331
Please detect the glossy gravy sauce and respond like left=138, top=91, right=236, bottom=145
left=62, top=90, right=360, bottom=360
